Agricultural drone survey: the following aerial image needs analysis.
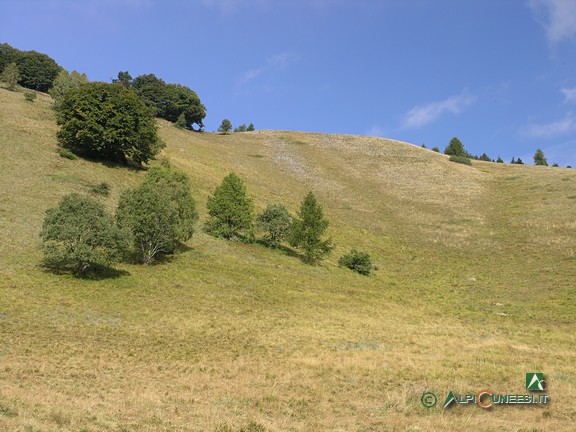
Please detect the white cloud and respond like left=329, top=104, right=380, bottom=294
left=400, top=93, right=476, bottom=129
left=520, top=112, right=576, bottom=137
left=561, top=87, right=576, bottom=102
left=238, top=52, right=297, bottom=87
left=529, top=0, right=576, bottom=43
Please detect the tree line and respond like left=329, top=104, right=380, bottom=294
left=439, top=137, right=563, bottom=167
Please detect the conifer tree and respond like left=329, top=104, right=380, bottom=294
left=288, top=192, right=333, bottom=263
left=533, top=148, right=548, bottom=166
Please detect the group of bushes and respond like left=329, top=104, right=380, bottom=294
left=40, top=165, right=198, bottom=274
left=41, top=169, right=374, bottom=276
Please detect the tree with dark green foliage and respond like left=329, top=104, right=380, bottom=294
left=49, top=69, right=89, bottom=112
left=247, top=123, right=255, bottom=131
left=218, top=119, right=233, bottom=134
left=516, top=158, right=524, bottom=165
left=339, top=249, right=375, bottom=276
left=511, top=157, right=516, bottom=164
left=444, top=137, right=466, bottom=157
left=533, top=148, right=548, bottom=166
left=496, top=156, right=504, bottom=163
left=131, top=73, right=206, bottom=130
left=56, top=82, right=164, bottom=165
left=131, top=73, right=166, bottom=114
left=479, top=153, right=491, bottom=162
left=113, top=71, right=133, bottom=89
left=256, top=204, right=292, bottom=247
left=205, top=173, right=254, bottom=240
left=234, top=124, right=247, bottom=133
left=431, top=146, right=440, bottom=153
left=116, top=166, right=198, bottom=264
left=288, top=192, right=333, bottom=263
left=552, top=162, right=559, bottom=167
left=0, top=44, right=61, bottom=92
left=0, top=43, right=19, bottom=72
left=40, top=193, right=130, bottom=275
left=17, top=50, right=61, bottom=91
left=0, top=62, right=20, bottom=90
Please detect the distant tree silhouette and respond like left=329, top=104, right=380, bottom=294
left=533, top=148, right=548, bottom=166
left=218, top=119, right=233, bottom=134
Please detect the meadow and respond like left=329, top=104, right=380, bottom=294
left=0, top=88, right=575, bottom=431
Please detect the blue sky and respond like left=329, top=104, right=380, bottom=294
left=2, top=0, right=576, bottom=166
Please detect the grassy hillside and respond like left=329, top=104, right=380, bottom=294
left=1, top=87, right=575, bottom=431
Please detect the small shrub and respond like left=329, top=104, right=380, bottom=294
left=431, top=146, right=440, bottom=152
left=58, top=148, right=78, bottom=160
left=24, top=91, right=37, bottom=102
left=338, top=249, right=375, bottom=276
left=449, top=155, right=472, bottom=166
left=91, top=182, right=110, bottom=196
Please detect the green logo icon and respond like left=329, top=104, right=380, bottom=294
left=526, top=373, right=545, bottom=391
left=421, top=391, right=437, bottom=408
left=443, top=390, right=457, bottom=409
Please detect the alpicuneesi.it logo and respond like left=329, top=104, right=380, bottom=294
left=421, top=373, right=549, bottom=410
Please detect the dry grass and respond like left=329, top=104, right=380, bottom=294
left=1, top=88, right=575, bottom=431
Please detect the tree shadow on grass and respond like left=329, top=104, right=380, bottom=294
left=253, top=240, right=319, bottom=264
left=41, top=265, right=130, bottom=280
left=60, top=147, right=147, bottom=172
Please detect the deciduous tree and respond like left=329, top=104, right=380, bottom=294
left=116, top=166, right=198, bottom=264
left=40, top=193, right=129, bottom=275
left=205, top=173, right=254, bottom=240
left=0, top=62, right=20, bottom=90
left=56, top=82, right=164, bottom=165
left=218, top=119, right=233, bottom=134
left=256, top=204, right=292, bottom=247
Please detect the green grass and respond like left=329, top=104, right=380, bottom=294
left=1, top=88, right=576, bottom=431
